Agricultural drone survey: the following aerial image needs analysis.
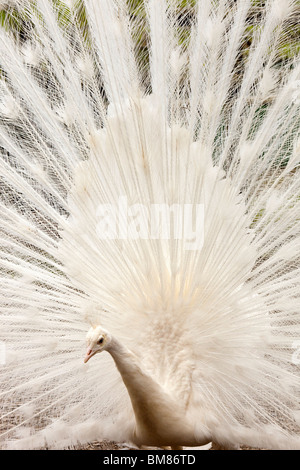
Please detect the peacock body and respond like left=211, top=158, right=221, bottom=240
left=0, top=0, right=299, bottom=450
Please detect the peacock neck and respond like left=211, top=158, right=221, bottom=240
left=106, top=336, right=169, bottom=407
left=105, top=335, right=190, bottom=446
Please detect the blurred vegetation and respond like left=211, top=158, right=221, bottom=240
left=0, top=0, right=299, bottom=63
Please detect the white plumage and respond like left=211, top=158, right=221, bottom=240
left=0, top=0, right=299, bottom=450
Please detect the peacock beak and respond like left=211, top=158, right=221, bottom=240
left=84, top=347, right=96, bottom=363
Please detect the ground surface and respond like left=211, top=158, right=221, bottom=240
left=72, top=440, right=258, bottom=450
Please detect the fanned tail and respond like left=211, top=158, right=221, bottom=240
left=0, top=0, right=299, bottom=449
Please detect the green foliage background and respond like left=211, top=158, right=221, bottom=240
left=0, top=1, right=299, bottom=62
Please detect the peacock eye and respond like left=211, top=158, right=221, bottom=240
left=97, top=337, right=104, bottom=345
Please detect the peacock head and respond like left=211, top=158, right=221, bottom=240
left=84, top=325, right=112, bottom=363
